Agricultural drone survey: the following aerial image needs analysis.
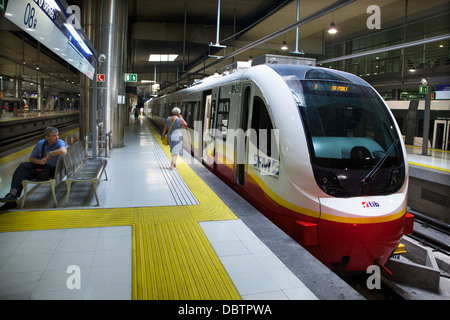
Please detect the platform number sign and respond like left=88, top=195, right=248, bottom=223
left=24, top=3, right=38, bottom=30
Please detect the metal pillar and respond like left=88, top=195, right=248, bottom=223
left=37, top=78, right=44, bottom=111
left=422, top=79, right=432, bottom=156
left=215, top=0, right=221, bottom=46
left=291, top=0, right=304, bottom=55
left=101, top=0, right=127, bottom=148
left=81, top=0, right=100, bottom=146
left=92, top=68, right=98, bottom=158
left=81, top=0, right=127, bottom=152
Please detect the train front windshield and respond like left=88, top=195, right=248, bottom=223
left=287, top=79, right=405, bottom=197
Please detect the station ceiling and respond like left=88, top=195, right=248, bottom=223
left=123, top=0, right=450, bottom=89
left=0, top=0, right=449, bottom=94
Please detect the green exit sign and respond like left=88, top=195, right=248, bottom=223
left=0, top=0, right=5, bottom=13
left=419, top=85, right=428, bottom=94
left=125, top=73, right=138, bottom=82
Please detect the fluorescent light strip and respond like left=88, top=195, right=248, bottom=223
left=64, top=23, right=93, bottom=55
left=46, top=0, right=62, bottom=12
left=149, top=54, right=178, bottom=62
left=65, top=23, right=83, bottom=42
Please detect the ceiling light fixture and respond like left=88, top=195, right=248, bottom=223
left=328, top=12, right=337, bottom=34
left=328, top=22, right=337, bottom=34
left=149, top=54, right=178, bottom=62
left=281, top=41, right=288, bottom=50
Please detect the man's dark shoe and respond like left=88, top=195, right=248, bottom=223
left=0, top=193, right=18, bottom=203
left=0, top=201, right=18, bottom=211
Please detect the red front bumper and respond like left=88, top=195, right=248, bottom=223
left=317, top=212, right=414, bottom=271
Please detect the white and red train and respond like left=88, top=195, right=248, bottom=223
left=144, top=55, right=414, bottom=272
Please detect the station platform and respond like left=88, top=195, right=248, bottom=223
left=0, top=116, right=362, bottom=300
left=406, top=145, right=450, bottom=173
left=405, top=146, right=450, bottom=223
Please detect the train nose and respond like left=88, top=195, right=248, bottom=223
left=317, top=212, right=413, bottom=271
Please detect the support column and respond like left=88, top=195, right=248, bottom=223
left=14, top=77, right=22, bottom=114
left=81, top=0, right=127, bottom=149
left=80, top=0, right=99, bottom=144
left=37, top=78, right=44, bottom=111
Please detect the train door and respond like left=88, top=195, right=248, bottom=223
left=209, top=87, right=221, bottom=169
left=214, top=97, right=232, bottom=179
left=236, top=85, right=251, bottom=186
left=201, top=89, right=216, bottom=167
left=432, top=119, right=450, bottom=151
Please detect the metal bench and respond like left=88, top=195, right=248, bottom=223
left=63, top=141, right=108, bottom=206
left=20, top=155, right=65, bottom=209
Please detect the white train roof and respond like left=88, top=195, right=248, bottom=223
left=146, top=55, right=372, bottom=102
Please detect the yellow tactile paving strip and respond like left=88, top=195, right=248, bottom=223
left=0, top=121, right=241, bottom=300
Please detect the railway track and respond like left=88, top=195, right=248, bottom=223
left=408, top=209, right=450, bottom=256
left=0, top=117, right=79, bottom=155
left=340, top=210, right=450, bottom=300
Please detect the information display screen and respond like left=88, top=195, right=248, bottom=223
left=309, top=82, right=355, bottom=93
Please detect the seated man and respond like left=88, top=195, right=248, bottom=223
left=0, top=126, right=67, bottom=210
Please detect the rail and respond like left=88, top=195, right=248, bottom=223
left=0, top=118, right=79, bottom=154
left=409, top=209, right=450, bottom=256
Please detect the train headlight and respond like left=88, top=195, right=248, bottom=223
left=314, top=168, right=350, bottom=197
left=384, top=168, right=405, bottom=193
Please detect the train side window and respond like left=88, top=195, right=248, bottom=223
left=169, top=103, right=176, bottom=117
left=192, top=101, right=200, bottom=127
left=181, top=102, right=187, bottom=121
left=186, top=102, right=194, bottom=128
left=251, top=97, right=279, bottom=159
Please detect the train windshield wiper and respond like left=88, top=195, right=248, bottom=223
left=361, top=139, right=399, bottom=185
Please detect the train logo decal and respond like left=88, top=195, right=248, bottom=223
left=253, top=154, right=280, bottom=176
left=362, top=201, right=380, bottom=208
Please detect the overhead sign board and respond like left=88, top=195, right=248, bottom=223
left=125, top=73, right=138, bottom=82
left=436, top=84, right=450, bottom=100
left=5, top=0, right=97, bottom=80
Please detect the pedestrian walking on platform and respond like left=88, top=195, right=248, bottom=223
left=161, top=107, right=187, bottom=170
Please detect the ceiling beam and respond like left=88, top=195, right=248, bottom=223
left=185, top=0, right=356, bottom=78
left=317, top=33, right=450, bottom=64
